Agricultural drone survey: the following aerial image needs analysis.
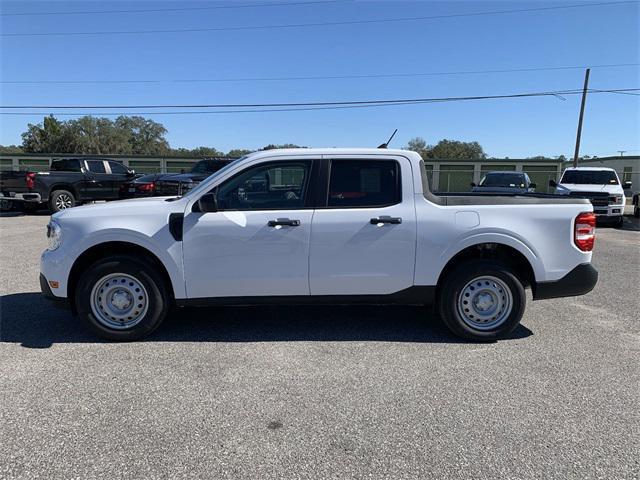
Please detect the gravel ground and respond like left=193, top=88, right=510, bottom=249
left=1, top=211, right=638, bottom=480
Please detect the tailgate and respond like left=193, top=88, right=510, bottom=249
left=0, top=171, right=28, bottom=193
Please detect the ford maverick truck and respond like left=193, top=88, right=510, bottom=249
left=41, top=148, right=598, bottom=341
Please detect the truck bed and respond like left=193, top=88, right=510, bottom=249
left=427, top=191, right=591, bottom=206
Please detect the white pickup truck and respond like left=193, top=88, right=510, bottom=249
left=550, top=167, right=630, bottom=227
left=41, top=148, right=598, bottom=341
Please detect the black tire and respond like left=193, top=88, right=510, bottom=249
left=75, top=255, right=169, bottom=341
left=0, top=199, right=13, bottom=212
left=438, top=260, right=526, bottom=341
left=49, top=189, right=76, bottom=213
left=613, top=216, right=624, bottom=228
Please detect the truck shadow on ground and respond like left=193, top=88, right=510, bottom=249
left=0, top=292, right=532, bottom=348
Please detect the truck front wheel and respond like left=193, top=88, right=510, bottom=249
left=75, top=255, right=169, bottom=341
left=49, top=189, right=76, bottom=212
left=438, top=261, right=526, bottom=341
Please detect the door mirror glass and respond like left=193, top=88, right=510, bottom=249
left=470, top=182, right=476, bottom=187
left=549, top=179, right=558, bottom=188
left=127, top=169, right=136, bottom=176
left=198, top=192, right=218, bottom=213
left=529, top=183, right=537, bottom=189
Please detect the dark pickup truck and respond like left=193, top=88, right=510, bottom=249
left=0, top=158, right=136, bottom=213
left=153, top=158, right=235, bottom=196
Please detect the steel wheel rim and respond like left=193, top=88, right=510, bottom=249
left=90, top=273, right=149, bottom=330
left=457, top=275, right=513, bottom=330
left=55, top=194, right=73, bottom=210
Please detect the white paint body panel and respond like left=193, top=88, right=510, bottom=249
left=182, top=209, right=314, bottom=297
left=309, top=154, right=417, bottom=295
left=40, top=148, right=594, bottom=301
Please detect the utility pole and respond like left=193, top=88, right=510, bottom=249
left=618, top=150, right=626, bottom=157
left=573, top=68, right=590, bottom=168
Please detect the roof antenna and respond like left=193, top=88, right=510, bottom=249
left=378, top=129, right=397, bottom=149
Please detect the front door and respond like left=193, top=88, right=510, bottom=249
left=106, top=160, right=131, bottom=197
left=182, top=158, right=317, bottom=299
left=309, top=156, right=417, bottom=295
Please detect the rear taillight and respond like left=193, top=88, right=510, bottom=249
left=574, top=212, right=596, bottom=251
left=25, top=172, right=36, bottom=189
left=138, top=182, right=155, bottom=192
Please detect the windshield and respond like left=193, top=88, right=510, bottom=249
left=181, top=157, right=244, bottom=199
left=561, top=170, right=619, bottom=185
left=479, top=173, right=526, bottom=188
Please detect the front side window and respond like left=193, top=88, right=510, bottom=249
left=327, top=160, right=400, bottom=207
left=109, top=161, right=128, bottom=174
left=87, top=160, right=106, bottom=174
left=216, top=161, right=310, bottom=210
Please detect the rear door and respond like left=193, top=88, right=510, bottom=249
left=309, top=156, right=417, bottom=295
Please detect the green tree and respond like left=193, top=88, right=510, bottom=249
left=114, top=116, right=169, bottom=155
left=0, top=145, right=23, bottom=154
left=261, top=143, right=303, bottom=150
left=405, top=137, right=431, bottom=159
left=21, top=116, right=76, bottom=153
left=429, top=139, right=486, bottom=160
left=226, top=148, right=254, bottom=157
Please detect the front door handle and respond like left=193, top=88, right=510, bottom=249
left=268, top=218, right=301, bottom=227
left=370, top=216, right=402, bottom=225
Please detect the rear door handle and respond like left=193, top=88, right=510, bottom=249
left=268, top=218, right=301, bottom=227
left=370, top=216, right=402, bottom=225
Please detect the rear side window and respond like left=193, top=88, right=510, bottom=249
left=51, top=159, right=81, bottom=172
left=327, top=160, right=400, bottom=207
left=87, top=160, right=106, bottom=173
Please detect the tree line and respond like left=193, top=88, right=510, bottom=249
left=0, top=115, right=569, bottom=160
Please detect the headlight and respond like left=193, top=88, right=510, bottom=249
left=613, top=194, right=624, bottom=205
left=47, top=221, right=62, bottom=251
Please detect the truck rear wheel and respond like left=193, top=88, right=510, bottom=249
left=49, top=189, right=76, bottom=212
left=438, top=260, right=526, bottom=341
left=75, top=255, right=169, bottom=341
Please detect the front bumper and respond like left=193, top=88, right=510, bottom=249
left=0, top=192, right=42, bottom=202
left=593, top=204, right=624, bottom=217
left=533, top=263, right=598, bottom=300
left=40, top=273, right=70, bottom=309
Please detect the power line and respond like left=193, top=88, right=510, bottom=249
left=0, top=0, right=346, bottom=17
left=1, top=88, right=637, bottom=115
left=2, top=63, right=638, bottom=85
left=2, top=1, right=636, bottom=37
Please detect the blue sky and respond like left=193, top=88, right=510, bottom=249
left=1, top=0, right=638, bottom=157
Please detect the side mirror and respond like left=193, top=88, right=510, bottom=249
left=549, top=179, right=558, bottom=188
left=623, top=181, right=632, bottom=189
left=529, top=183, right=537, bottom=189
left=127, top=169, right=136, bottom=176
left=470, top=182, right=476, bottom=187
left=197, top=192, right=218, bottom=213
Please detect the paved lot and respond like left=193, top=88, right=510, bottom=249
left=1, top=211, right=639, bottom=480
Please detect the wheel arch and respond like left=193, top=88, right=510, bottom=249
left=48, top=183, right=80, bottom=201
left=67, top=241, right=175, bottom=313
left=436, top=243, right=536, bottom=295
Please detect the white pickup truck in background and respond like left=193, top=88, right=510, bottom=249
left=550, top=166, right=631, bottom=227
left=41, top=148, right=598, bottom=341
